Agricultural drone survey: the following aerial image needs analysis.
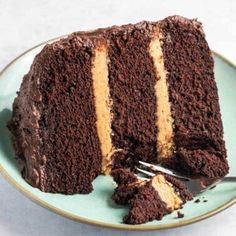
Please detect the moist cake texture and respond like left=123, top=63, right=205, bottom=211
left=111, top=168, right=192, bottom=224
left=159, top=17, right=228, bottom=177
left=8, top=15, right=229, bottom=194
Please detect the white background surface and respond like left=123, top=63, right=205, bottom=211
left=0, top=0, right=235, bottom=235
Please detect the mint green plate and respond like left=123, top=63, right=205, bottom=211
left=0, top=39, right=236, bottom=230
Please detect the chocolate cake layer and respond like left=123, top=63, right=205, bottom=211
left=39, top=37, right=104, bottom=193
left=111, top=169, right=192, bottom=224
left=107, top=23, right=158, bottom=165
left=159, top=16, right=229, bottom=177
left=9, top=36, right=103, bottom=194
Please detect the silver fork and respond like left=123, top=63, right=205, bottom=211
left=136, top=161, right=236, bottom=195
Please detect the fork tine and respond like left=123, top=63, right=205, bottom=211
left=139, top=161, right=175, bottom=176
left=137, top=162, right=224, bottom=195
left=136, top=167, right=155, bottom=177
left=138, top=161, right=190, bottom=181
left=134, top=174, right=150, bottom=181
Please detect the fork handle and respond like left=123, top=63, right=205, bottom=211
left=222, top=176, right=236, bottom=182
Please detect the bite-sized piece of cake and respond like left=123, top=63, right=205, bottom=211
left=8, top=15, right=228, bottom=194
left=111, top=169, right=193, bottom=224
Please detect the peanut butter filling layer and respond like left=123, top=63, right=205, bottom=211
left=149, top=29, right=175, bottom=161
left=151, top=175, right=183, bottom=210
left=92, top=44, right=113, bottom=173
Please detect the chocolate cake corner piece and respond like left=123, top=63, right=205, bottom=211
left=123, top=183, right=170, bottom=224
left=112, top=172, right=181, bottom=224
left=111, top=169, right=193, bottom=224
left=160, top=15, right=229, bottom=178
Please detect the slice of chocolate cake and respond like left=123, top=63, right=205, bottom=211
left=111, top=169, right=193, bottom=224
left=8, top=15, right=229, bottom=194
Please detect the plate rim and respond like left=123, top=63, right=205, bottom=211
left=0, top=37, right=236, bottom=231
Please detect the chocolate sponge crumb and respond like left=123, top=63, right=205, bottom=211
left=177, top=211, right=184, bottom=218
left=194, top=199, right=201, bottom=203
left=209, top=185, right=216, bottom=190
